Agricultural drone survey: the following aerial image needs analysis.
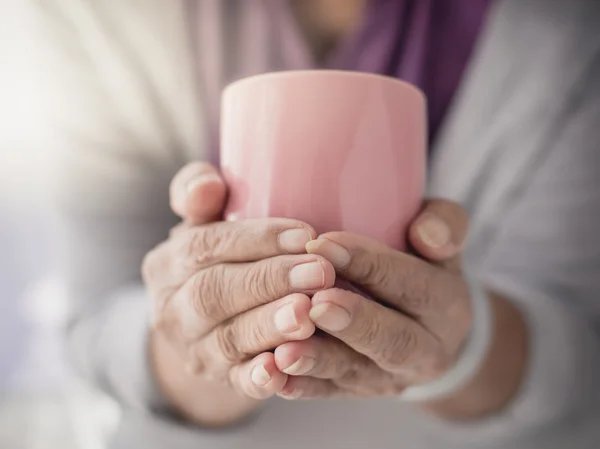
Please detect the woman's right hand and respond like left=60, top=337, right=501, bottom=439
left=142, top=162, right=335, bottom=426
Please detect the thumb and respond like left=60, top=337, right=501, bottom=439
left=408, top=198, right=468, bottom=264
left=169, top=162, right=227, bottom=225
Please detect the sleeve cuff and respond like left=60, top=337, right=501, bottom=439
left=484, top=276, right=599, bottom=429
left=95, top=285, right=172, bottom=413
left=417, top=276, right=600, bottom=445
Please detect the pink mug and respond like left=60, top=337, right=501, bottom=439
left=220, top=70, right=426, bottom=251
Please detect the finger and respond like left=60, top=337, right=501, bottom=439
left=308, top=289, right=443, bottom=380
left=169, top=255, right=335, bottom=340
left=145, top=218, right=316, bottom=288
left=274, top=335, right=383, bottom=381
left=278, top=376, right=339, bottom=400
left=230, top=352, right=288, bottom=400
left=169, top=162, right=227, bottom=223
left=408, top=199, right=469, bottom=262
left=307, top=232, right=448, bottom=316
left=192, top=294, right=315, bottom=366
left=275, top=338, right=405, bottom=397
left=279, top=371, right=406, bottom=399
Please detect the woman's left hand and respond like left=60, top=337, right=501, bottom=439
left=274, top=199, right=475, bottom=400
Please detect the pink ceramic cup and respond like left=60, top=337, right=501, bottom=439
left=220, top=70, right=426, bottom=251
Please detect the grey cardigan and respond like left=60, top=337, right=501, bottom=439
left=36, top=0, right=600, bottom=448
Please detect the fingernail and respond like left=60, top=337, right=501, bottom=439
left=279, top=388, right=304, bottom=400
left=306, top=239, right=350, bottom=269
left=251, top=365, right=271, bottom=387
left=309, top=303, right=351, bottom=331
left=186, top=173, right=222, bottom=193
left=279, top=228, right=312, bottom=253
left=283, top=356, right=316, bottom=375
left=274, top=304, right=299, bottom=334
left=417, top=215, right=451, bottom=248
left=289, top=262, right=325, bottom=290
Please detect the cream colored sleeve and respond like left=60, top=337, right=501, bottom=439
left=34, top=0, right=205, bottom=411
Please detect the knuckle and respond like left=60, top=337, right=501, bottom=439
left=232, top=309, right=272, bottom=351
left=403, top=338, right=449, bottom=382
left=169, top=221, right=190, bottom=238
left=379, top=327, right=419, bottom=371
left=352, top=250, right=394, bottom=287
left=214, top=322, right=243, bottom=364
left=173, top=225, right=230, bottom=271
left=335, top=356, right=366, bottom=386
left=152, top=309, right=170, bottom=334
left=225, top=369, right=246, bottom=396
left=187, top=227, right=219, bottom=264
left=141, top=250, right=157, bottom=284
left=142, top=252, right=180, bottom=307
left=358, top=315, right=383, bottom=349
left=422, top=353, right=450, bottom=381
left=416, top=265, right=440, bottom=309
left=141, top=244, right=167, bottom=286
left=263, top=218, right=307, bottom=238
left=151, top=299, right=187, bottom=348
left=249, top=314, right=272, bottom=347
left=263, top=220, right=283, bottom=240
left=316, top=344, right=341, bottom=377
left=317, top=356, right=336, bottom=377
left=189, top=223, right=244, bottom=266
left=190, top=268, right=227, bottom=322
left=396, top=262, right=438, bottom=312
left=242, top=260, right=284, bottom=302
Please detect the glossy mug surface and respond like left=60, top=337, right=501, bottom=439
left=220, top=70, right=426, bottom=250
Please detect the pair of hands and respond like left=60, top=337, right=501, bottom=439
left=143, top=162, right=473, bottom=422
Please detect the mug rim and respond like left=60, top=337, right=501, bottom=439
left=223, top=69, right=425, bottom=102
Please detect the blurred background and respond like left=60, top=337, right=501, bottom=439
left=0, top=3, right=118, bottom=448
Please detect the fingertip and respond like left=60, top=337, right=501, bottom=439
left=274, top=341, right=315, bottom=375
left=309, top=289, right=360, bottom=332
left=409, top=213, right=460, bottom=261
left=409, top=199, right=469, bottom=262
left=285, top=292, right=312, bottom=317
left=310, top=287, right=345, bottom=306
left=275, top=294, right=316, bottom=340
left=240, top=353, right=288, bottom=399
left=169, top=162, right=225, bottom=221
left=314, top=256, right=337, bottom=289
left=292, top=295, right=318, bottom=338
left=306, top=238, right=351, bottom=270
left=185, top=175, right=227, bottom=221
left=278, top=376, right=305, bottom=400
left=273, top=343, right=295, bottom=371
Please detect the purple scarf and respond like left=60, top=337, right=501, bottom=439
left=193, top=0, right=491, bottom=152
left=325, top=0, right=492, bottom=139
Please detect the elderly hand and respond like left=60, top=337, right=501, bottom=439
left=273, top=202, right=473, bottom=397
left=274, top=200, right=527, bottom=419
left=149, top=163, right=526, bottom=423
left=144, top=162, right=336, bottom=426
